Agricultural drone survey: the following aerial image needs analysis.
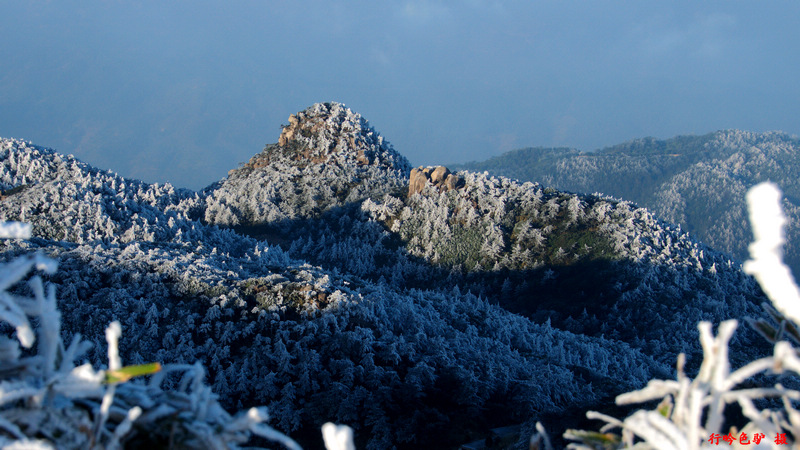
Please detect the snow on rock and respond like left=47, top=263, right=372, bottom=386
left=267, top=101, right=410, bottom=171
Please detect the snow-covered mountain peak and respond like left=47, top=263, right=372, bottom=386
left=244, top=102, right=411, bottom=173
left=204, top=103, right=411, bottom=226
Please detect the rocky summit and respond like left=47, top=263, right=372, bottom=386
left=246, top=102, right=410, bottom=172
left=204, top=102, right=412, bottom=226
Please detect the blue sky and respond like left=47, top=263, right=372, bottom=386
left=1, top=1, right=799, bottom=190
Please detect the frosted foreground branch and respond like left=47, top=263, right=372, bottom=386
left=559, top=183, right=800, bottom=449
left=744, top=182, right=800, bottom=326
left=0, top=222, right=31, bottom=239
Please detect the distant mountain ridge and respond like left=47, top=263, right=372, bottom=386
left=0, top=106, right=771, bottom=448
left=454, top=130, right=800, bottom=275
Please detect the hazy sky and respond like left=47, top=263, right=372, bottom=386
left=1, top=1, right=799, bottom=190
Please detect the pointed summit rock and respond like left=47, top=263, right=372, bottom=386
left=244, top=102, right=411, bottom=172
left=204, top=103, right=411, bottom=227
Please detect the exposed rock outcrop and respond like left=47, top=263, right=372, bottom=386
left=408, top=165, right=465, bottom=197
left=277, top=114, right=300, bottom=147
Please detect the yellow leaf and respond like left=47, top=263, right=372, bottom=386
left=105, top=362, right=162, bottom=384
